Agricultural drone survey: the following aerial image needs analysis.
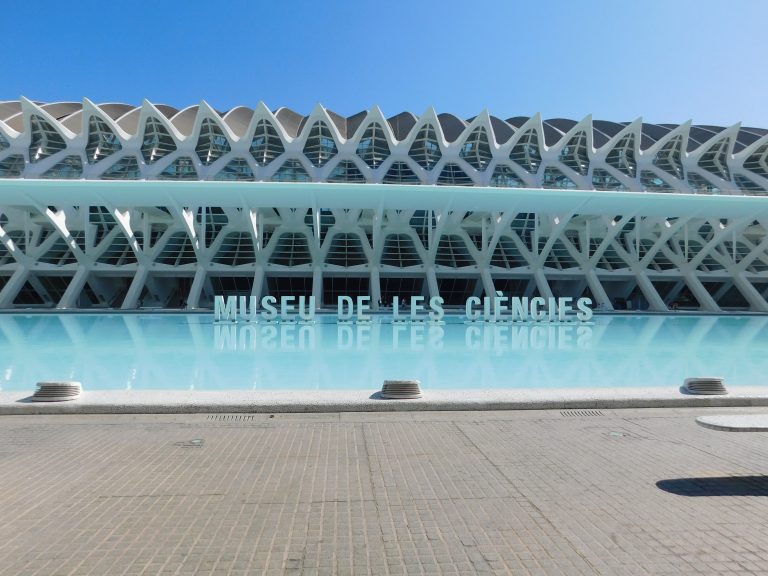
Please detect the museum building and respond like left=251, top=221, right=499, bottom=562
left=0, top=97, right=767, bottom=312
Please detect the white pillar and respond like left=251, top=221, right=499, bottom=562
left=533, top=269, right=554, bottom=299
left=0, top=266, right=29, bottom=308
left=370, top=266, right=381, bottom=311
left=584, top=269, right=613, bottom=311
left=312, top=266, right=323, bottom=310
left=683, top=271, right=720, bottom=312
left=480, top=268, right=495, bottom=298
left=426, top=267, right=439, bottom=299
left=121, top=265, right=149, bottom=310
left=732, top=272, right=768, bottom=312
left=251, top=264, right=265, bottom=305
left=57, top=266, right=90, bottom=309
left=634, top=269, right=667, bottom=312
left=186, top=266, right=207, bottom=309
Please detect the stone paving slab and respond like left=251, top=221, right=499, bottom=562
left=1, top=408, right=768, bottom=575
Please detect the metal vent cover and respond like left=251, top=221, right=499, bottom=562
left=381, top=380, right=422, bottom=399
left=32, top=381, right=82, bottom=402
left=207, top=414, right=257, bottom=421
left=560, top=409, right=604, bottom=417
left=682, top=377, right=727, bottom=395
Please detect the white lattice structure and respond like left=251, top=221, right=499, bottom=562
left=1, top=98, right=768, bottom=312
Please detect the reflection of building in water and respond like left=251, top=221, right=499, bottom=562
left=2, top=100, right=768, bottom=313
left=213, top=322, right=594, bottom=352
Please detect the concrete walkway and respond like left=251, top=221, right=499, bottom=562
left=1, top=408, right=768, bottom=575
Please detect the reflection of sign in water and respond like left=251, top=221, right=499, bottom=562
left=214, top=294, right=594, bottom=323
left=214, top=323, right=593, bottom=352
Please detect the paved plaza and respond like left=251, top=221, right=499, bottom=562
left=1, top=408, right=768, bottom=575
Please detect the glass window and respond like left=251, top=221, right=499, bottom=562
left=490, top=164, right=524, bottom=187
left=302, top=121, right=337, bottom=167
left=328, top=160, right=366, bottom=183
left=459, top=126, right=492, bottom=171
left=141, top=117, right=177, bottom=164
left=743, top=143, right=768, bottom=180
left=542, top=167, right=577, bottom=189
left=195, top=118, right=231, bottom=166
left=592, top=168, right=626, bottom=191
left=271, top=159, right=310, bottom=182
left=383, top=161, right=420, bottom=184
left=100, top=156, right=140, bottom=180
left=687, top=171, right=720, bottom=194
left=640, top=170, right=673, bottom=192
left=435, top=235, right=474, bottom=268
left=249, top=120, right=284, bottom=166
left=381, top=234, right=421, bottom=267
left=0, top=154, right=25, bottom=178
left=408, top=124, right=441, bottom=170
left=356, top=123, right=390, bottom=169
left=158, top=157, right=198, bottom=180
left=605, top=133, right=636, bottom=178
left=86, top=116, right=122, bottom=164
left=214, top=157, right=254, bottom=181
left=437, top=163, right=474, bottom=186
left=509, top=129, right=541, bottom=174
left=212, top=232, right=255, bottom=265
left=697, top=137, right=731, bottom=181
left=325, top=233, right=367, bottom=267
left=41, top=155, right=83, bottom=179
left=269, top=233, right=312, bottom=266
left=29, top=115, right=66, bottom=163
left=734, top=174, right=766, bottom=195
left=653, top=134, right=684, bottom=179
left=558, top=131, right=589, bottom=175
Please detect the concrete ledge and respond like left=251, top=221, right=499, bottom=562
left=2, top=386, right=768, bottom=414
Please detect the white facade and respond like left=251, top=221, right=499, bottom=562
left=1, top=98, right=768, bottom=312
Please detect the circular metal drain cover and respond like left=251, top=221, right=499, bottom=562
left=682, top=377, right=727, bottom=395
left=32, top=381, right=82, bottom=402
left=381, top=380, right=422, bottom=399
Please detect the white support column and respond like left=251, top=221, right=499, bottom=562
left=251, top=264, right=265, bottom=305
left=633, top=269, right=667, bottom=312
left=121, top=264, right=149, bottom=309
left=57, top=266, right=90, bottom=309
left=426, top=267, right=439, bottom=299
left=584, top=269, right=613, bottom=311
left=683, top=271, right=721, bottom=312
left=312, top=266, right=323, bottom=310
left=480, top=268, right=496, bottom=299
left=0, top=266, right=29, bottom=308
left=370, top=266, right=381, bottom=311
left=532, top=269, right=554, bottom=299
left=187, top=266, right=207, bottom=310
left=732, top=272, right=768, bottom=312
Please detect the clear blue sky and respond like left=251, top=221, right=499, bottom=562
left=3, top=0, right=767, bottom=127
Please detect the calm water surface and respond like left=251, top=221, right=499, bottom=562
left=0, top=314, right=766, bottom=391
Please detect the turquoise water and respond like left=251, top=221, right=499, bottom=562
left=0, top=314, right=766, bottom=391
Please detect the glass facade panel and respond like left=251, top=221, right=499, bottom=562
left=558, top=131, right=589, bottom=175
left=605, top=133, right=636, bottom=177
left=408, top=124, right=441, bottom=170
left=0, top=154, right=25, bottom=178
left=86, top=116, right=122, bottom=164
left=356, top=123, right=390, bottom=169
left=383, top=161, right=420, bottom=184
left=543, top=167, right=577, bottom=189
left=272, top=159, right=310, bottom=182
left=141, top=117, right=176, bottom=164
left=437, top=163, right=473, bottom=186
left=328, top=160, right=366, bottom=183
left=653, top=135, right=684, bottom=179
left=302, top=121, right=337, bottom=167
left=509, top=129, right=541, bottom=174
left=698, top=137, right=731, bottom=181
left=195, top=118, right=231, bottom=166
left=459, top=126, right=492, bottom=171
left=158, top=157, right=198, bottom=180
left=41, top=155, right=83, bottom=179
left=214, top=157, right=254, bottom=181
left=29, top=115, right=67, bottom=163
left=490, top=164, right=524, bottom=187
left=100, top=156, right=140, bottom=180
left=249, top=120, right=284, bottom=166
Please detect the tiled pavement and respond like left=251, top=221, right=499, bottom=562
left=1, top=408, right=768, bottom=575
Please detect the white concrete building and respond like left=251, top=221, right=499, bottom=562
left=0, top=98, right=767, bottom=312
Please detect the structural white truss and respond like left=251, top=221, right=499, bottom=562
left=1, top=99, right=768, bottom=312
